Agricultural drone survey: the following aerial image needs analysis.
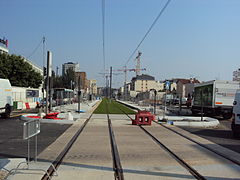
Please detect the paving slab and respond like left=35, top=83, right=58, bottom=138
left=144, top=124, right=240, bottom=179
left=109, top=114, right=194, bottom=180
left=53, top=114, right=114, bottom=179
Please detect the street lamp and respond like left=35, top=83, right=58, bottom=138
left=150, top=89, right=157, bottom=115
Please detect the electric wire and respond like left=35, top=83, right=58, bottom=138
left=102, top=0, right=106, bottom=72
left=124, top=0, right=172, bottom=66
left=26, top=38, right=43, bottom=59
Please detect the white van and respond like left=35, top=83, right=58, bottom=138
left=232, top=89, right=240, bottom=137
left=0, top=78, right=13, bottom=118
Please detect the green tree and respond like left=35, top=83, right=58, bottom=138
left=62, top=68, right=75, bottom=89
left=52, top=70, right=64, bottom=88
left=0, top=53, right=42, bottom=88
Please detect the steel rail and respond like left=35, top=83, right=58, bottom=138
left=114, top=101, right=206, bottom=180
left=153, top=121, right=240, bottom=166
left=140, top=126, right=206, bottom=180
left=41, top=114, right=93, bottom=180
left=117, top=100, right=240, bottom=167
left=106, top=102, right=124, bottom=180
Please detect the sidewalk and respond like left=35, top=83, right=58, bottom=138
left=0, top=100, right=101, bottom=180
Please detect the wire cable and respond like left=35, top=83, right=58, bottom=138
left=102, top=0, right=106, bottom=72
left=26, top=38, right=43, bottom=59
left=124, top=0, right=172, bottom=66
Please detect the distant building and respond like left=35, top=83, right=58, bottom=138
left=62, top=62, right=80, bottom=75
left=233, top=68, right=240, bottom=82
left=75, top=72, right=87, bottom=91
left=89, top=79, right=97, bottom=95
left=173, top=78, right=200, bottom=98
left=23, top=57, right=43, bottom=76
left=130, top=74, right=162, bottom=92
left=0, top=38, right=9, bottom=54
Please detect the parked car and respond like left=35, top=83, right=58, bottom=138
left=172, top=97, right=187, bottom=105
left=40, top=98, right=56, bottom=107
left=231, top=89, right=240, bottom=137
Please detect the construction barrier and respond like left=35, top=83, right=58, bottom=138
left=132, top=110, right=155, bottom=126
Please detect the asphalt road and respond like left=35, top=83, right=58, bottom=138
left=0, top=112, right=71, bottom=160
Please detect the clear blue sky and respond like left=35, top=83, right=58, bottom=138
left=1, top=0, right=240, bottom=87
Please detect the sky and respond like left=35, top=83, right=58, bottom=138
left=1, top=0, right=240, bottom=87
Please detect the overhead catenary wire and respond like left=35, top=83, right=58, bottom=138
left=26, top=38, right=43, bottom=59
left=102, top=0, right=106, bottom=72
left=124, top=0, right=172, bottom=66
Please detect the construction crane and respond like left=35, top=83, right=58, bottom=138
left=115, top=66, right=146, bottom=100
left=99, top=69, right=122, bottom=98
left=115, top=66, right=146, bottom=84
left=135, top=51, right=142, bottom=76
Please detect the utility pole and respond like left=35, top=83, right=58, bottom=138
left=106, top=75, right=109, bottom=98
left=109, top=66, right=112, bottom=99
left=154, top=90, right=157, bottom=115
left=123, top=66, right=127, bottom=101
left=42, top=37, right=46, bottom=102
left=77, top=76, right=81, bottom=113
left=56, top=66, right=59, bottom=76
left=45, top=51, right=52, bottom=114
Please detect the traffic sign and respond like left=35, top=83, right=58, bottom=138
left=165, top=81, right=171, bottom=90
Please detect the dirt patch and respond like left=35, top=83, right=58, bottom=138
left=0, top=170, right=7, bottom=180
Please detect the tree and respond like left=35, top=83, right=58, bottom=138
left=0, top=53, right=42, bottom=88
left=52, top=68, right=75, bottom=89
left=62, top=68, right=75, bottom=89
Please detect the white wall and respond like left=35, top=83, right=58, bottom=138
left=12, top=86, right=43, bottom=103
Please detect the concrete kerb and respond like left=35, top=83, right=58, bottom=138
left=117, top=100, right=220, bottom=128
left=157, top=116, right=220, bottom=128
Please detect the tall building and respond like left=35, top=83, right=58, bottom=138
left=62, top=62, right=80, bottom=75
left=0, top=38, right=9, bottom=54
left=233, top=68, right=240, bottom=82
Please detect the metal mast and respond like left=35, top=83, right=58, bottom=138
left=135, top=51, right=142, bottom=76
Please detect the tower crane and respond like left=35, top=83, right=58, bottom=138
left=115, top=66, right=146, bottom=84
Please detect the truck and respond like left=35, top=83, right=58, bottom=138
left=162, top=94, right=174, bottom=104
left=191, top=80, right=240, bottom=119
left=232, top=89, right=240, bottom=137
left=0, top=78, right=13, bottom=118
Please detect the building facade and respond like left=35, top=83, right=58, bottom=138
left=0, top=38, right=9, bottom=54
left=130, top=74, right=163, bottom=93
left=233, top=68, right=240, bottom=82
left=89, top=79, right=97, bottom=95
left=174, top=78, right=200, bottom=98
left=24, top=57, right=43, bottom=76
left=62, top=62, right=80, bottom=75
left=75, top=72, right=87, bottom=91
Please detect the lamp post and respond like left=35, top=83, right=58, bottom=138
left=150, top=89, right=157, bottom=115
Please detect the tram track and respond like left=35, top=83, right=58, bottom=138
left=115, top=101, right=207, bottom=180
left=39, top=100, right=239, bottom=180
left=41, top=114, right=93, bottom=180
left=118, top=101, right=240, bottom=167
left=41, top=100, right=124, bottom=180
left=154, top=121, right=240, bottom=167
left=106, top=102, right=124, bottom=180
